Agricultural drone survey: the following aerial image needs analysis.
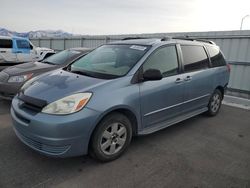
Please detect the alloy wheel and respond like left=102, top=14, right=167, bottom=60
left=210, top=93, right=221, bottom=113
left=100, top=122, right=127, bottom=155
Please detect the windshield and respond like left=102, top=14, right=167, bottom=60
left=70, top=44, right=150, bottom=79
left=43, top=50, right=82, bottom=65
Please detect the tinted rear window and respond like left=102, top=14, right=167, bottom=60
left=0, top=39, right=12, bottom=48
left=181, top=45, right=209, bottom=72
left=206, top=45, right=226, bottom=67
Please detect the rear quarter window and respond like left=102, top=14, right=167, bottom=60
left=206, top=45, right=226, bottom=67
left=0, top=39, right=12, bottom=48
left=181, top=45, right=209, bottom=72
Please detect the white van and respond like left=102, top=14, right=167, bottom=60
left=0, top=36, right=55, bottom=64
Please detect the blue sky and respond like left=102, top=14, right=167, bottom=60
left=1, top=0, right=250, bottom=35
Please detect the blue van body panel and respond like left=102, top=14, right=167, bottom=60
left=12, top=37, right=31, bottom=54
left=11, top=39, right=230, bottom=157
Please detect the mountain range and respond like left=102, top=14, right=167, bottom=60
left=0, top=28, right=74, bottom=38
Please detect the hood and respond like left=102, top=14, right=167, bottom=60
left=23, top=69, right=112, bottom=103
left=4, top=62, right=56, bottom=76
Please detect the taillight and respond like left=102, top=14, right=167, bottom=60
left=226, top=64, right=231, bottom=72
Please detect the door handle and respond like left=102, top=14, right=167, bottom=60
left=0, top=51, right=6, bottom=53
left=184, top=76, right=192, bottom=81
left=175, top=78, right=183, bottom=83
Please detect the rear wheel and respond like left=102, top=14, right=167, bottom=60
left=207, top=89, right=222, bottom=116
left=90, top=113, right=132, bottom=162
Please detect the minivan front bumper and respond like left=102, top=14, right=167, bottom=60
left=11, top=97, right=101, bottom=157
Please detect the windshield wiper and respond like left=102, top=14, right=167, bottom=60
left=69, top=68, right=120, bottom=79
left=70, top=70, right=96, bottom=77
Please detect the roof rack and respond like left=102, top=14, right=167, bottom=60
left=121, top=37, right=148, bottom=41
left=172, top=36, right=216, bottom=45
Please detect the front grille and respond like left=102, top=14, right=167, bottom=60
left=18, top=93, right=47, bottom=112
left=21, top=102, right=43, bottom=112
left=0, top=71, right=9, bottom=82
left=16, top=130, right=70, bottom=155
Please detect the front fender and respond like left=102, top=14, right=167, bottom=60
left=89, top=104, right=142, bottom=137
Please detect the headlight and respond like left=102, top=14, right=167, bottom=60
left=20, top=75, right=41, bottom=90
left=42, top=93, right=92, bottom=115
left=8, top=73, right=33, bottom=83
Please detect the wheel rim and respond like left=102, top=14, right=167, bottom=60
left=210, top=93, right=221, bottom=113
left=100, top=122, right=127, bottom=155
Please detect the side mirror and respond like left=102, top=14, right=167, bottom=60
left=143, top=69, right=163, bottom=81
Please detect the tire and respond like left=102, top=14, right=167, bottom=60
left=90, top=112, right=132, bottom=162
left=206, top=89, right=223, bottom=116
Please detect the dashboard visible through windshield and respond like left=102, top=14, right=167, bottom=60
left=70, top=44, right=150, bottom=79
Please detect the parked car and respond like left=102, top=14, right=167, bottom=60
left=0, top=36, right=55, bottom=66
left=11, top=37, right=230, bottom=162
left=0, top=48, right=91, bottom=99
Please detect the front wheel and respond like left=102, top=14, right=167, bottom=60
left=90, top=113, right=132, bottom=162
left=206, top=89, right=222, bottom=116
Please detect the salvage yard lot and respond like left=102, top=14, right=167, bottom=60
left=0, top=99, right=249, bottom=188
